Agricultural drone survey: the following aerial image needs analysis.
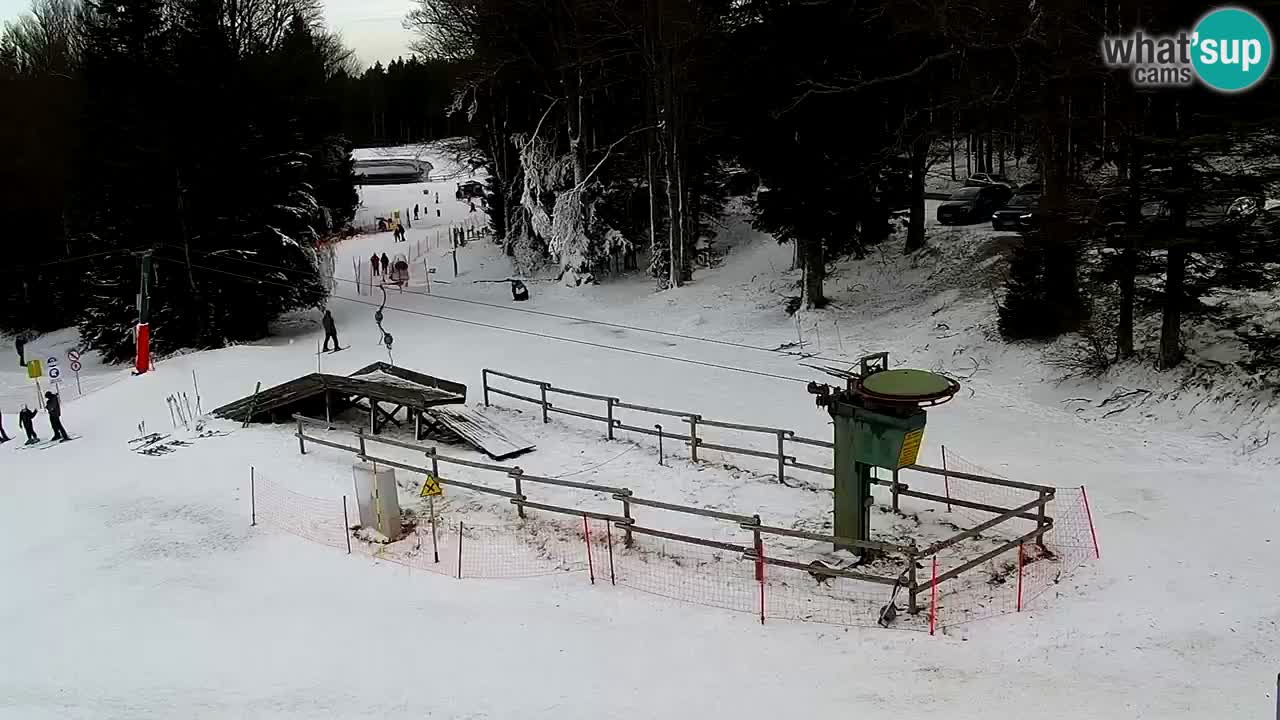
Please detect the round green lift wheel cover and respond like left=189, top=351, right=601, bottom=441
left=860, top=369, right=953, bottom=400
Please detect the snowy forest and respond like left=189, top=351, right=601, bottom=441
left=3, top=0, right=1280, bottom=375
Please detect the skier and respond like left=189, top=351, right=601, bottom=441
left=18, top=405, right=38, bottom=444
left=380, top=253, right=390, bottom=276
left=435, top=192, right=439, bottom=204
left=15, top=335, right=25, bottom=367
left=0, top=410, right=10, bottom=443
left=44, top=391, right=69, bottom=442
left=414, top=204, right=419, bottom=220
left=468, top=199, right=476, bottom=213
left=370, top=253, right=380, bottom=278
left=405, top=212, right=412, bottom=230
left=321, top=309, right=341, bottom=352
left=510, top=279, right=529, bottom=302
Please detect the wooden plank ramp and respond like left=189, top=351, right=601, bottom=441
left=428, top=406, right=535, bottom=460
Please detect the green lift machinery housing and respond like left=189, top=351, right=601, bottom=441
left=808, top=353, right=959, bottom=548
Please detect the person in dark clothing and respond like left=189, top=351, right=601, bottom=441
left=321, top=309, right=341, bottom=351
left=0, top=411, right=10, bottom=442
left=468, top=200, right=476, bottom=213
left=511, top=279, right=529, bottom=302
left=380, top=253, right=390, bottom=275
left=15, top=335, right=25, bottom=367
left=18, top=405, right=38, bottom=444
left=414, top=204, right=419, bottom=220
left=370, top=253, right=380, bottom=278
left=44, top=391, right=69, bottom=441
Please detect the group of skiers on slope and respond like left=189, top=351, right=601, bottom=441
left=370, top=252, right=390, bottom=279
left=4, top=337, right=72, bottom=445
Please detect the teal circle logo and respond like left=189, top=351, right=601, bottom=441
left=1192, top=7, right=1273, bottom=92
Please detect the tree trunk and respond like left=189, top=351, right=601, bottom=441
left=1158, top=245, right=1186, bottom=369
left=904, top=131, right=929, bottom=253
left=801, top=237, right=826, bottom=308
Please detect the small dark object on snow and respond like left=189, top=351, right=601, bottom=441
left=511, top=279, right=529, bottom=302
left=878, top=602, right=898, bottom=627
left=807, top=559, right=834, bottom=585
left=15, top=335, right=25, bottom=367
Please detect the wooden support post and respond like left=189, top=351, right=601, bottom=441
left=1036, top=489, right=1049, bottom=550
left=512, top=468, right=525, bottom=519
left=357, top=427, right=367, bottom=459
left=687, top=415, right=699, bottom=462
left=296, top=417, right=306, bottom=455
left=539, top=383, right=549, bottom=423
left=250, top=466, right=256, bottom=526
left=325, top=390, right=332, bottom=427
left=907, top=553, right=918, bottom=613
left=482, top=370, right=490, bottom=407
left=776, top=430, right=786, bottom=483
left=606, top=398, right=615, bottom=440
left=368, top=398, right=377, bottom=435
left=456, top=521, right=463, bottom=579
left=620, top=491, right=634, bottom=547
left=892, top=469, right=901, bottom=513
left=415, top=411, right=421, bottom=441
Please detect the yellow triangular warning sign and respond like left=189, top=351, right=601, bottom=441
left=420, top=474, right=443, bottom=497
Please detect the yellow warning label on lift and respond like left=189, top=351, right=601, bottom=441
left=26, top=359, right=42, bottom=379
left=898, top=429, right=924, bottom=468
left=420, top=474, right=443, bottom=497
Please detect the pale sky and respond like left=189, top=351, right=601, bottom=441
left=0, top=0, right=417, bottom=67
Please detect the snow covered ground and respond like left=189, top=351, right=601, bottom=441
left=2, top=141, right=1279, bottom=718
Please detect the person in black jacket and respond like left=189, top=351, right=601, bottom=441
left=18, top=405, right=38, bottom=444
left=44, top=391, right=69, bottom=442
left=321, top=309, right=341, bottom=351
left=15, top=335, right=25, bottom=367
left=380, top=253, right=390, bottom=275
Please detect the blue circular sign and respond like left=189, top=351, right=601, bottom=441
left=1192, top=7, right=1273, bottom=92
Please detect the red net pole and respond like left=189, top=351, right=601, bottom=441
left=929, top=557, right=938, bottom=636
left=1016, top=542, right=1024, bottom=612
left=605, top=521, right=616, bottom=585
left=1080, top=485, right=1101, bottom=559
left=583, top=515, right=595, bottom=585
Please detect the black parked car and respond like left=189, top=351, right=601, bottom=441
left=937, top=185, right=1012, bottom=225
left=991, top=192, right=1039, bottom=231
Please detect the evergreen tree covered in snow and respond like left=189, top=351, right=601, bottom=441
left=71, top=0, right=355, bottom=361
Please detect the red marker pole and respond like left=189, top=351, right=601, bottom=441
left=929, top=557, right=938, bottom=636
left=1016, top=542, right=1024, bottom=612
left=1080, top=485, right=1100, bottom=559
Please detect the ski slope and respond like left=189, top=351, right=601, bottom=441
left=1, top=143, right=1277, bottom=719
